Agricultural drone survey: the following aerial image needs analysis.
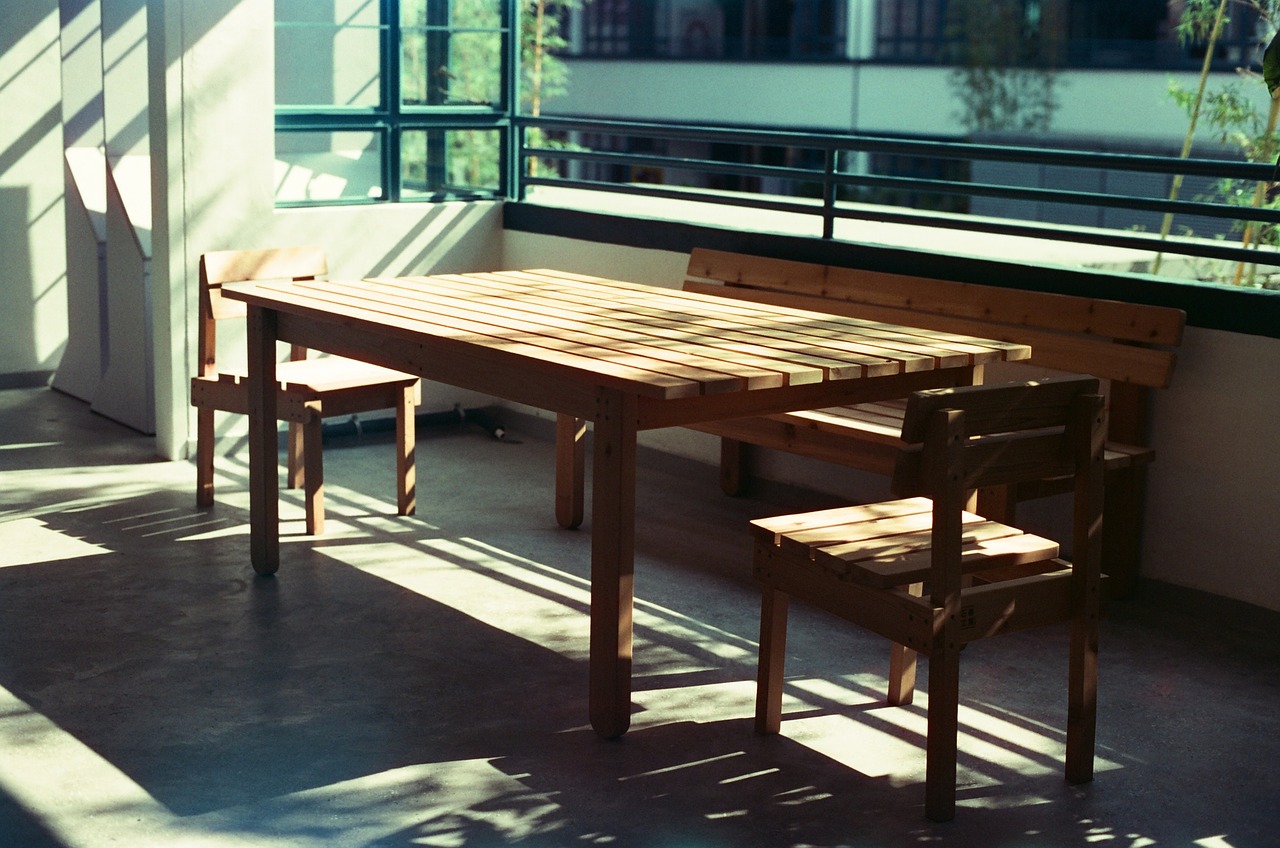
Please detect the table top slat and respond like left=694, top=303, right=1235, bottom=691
left=353, top=276, right=822, bottom=387
left=299, top=279, right=773, bottom=393
left=393, top=273, right=917, bottom=376
left=223, top=271, right=1031, bottom=401
left=225, top=282, right=706, bottom=398
left=514, top=269, right=1026, bottom=358
left=474, top=271, right=988, bottom=370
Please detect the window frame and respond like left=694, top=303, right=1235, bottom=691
left=274, top=0, right=519, bottom=206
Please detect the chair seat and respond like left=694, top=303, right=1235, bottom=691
left=206, top=356, right=419, bottom=396
left=751, top=497, right=1061, bottom=589
left=750, top=378, right=1105, bottom=822
left=192, top=246, right=419, bottom=537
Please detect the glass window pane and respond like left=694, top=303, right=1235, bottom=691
left=275, top=131, right=384, bottom=202
left=401, top=0, right=503, bottom=106
left=401, top=129, right=501, bottom=196
left=276, top=0, right=382, bottom=108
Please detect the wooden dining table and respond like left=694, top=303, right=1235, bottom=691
left=221, top=268, right=1030, bottom=739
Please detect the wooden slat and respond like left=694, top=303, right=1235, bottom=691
left=816, top=517, right=1029, bottom=563
left=474, top=271, right=953, bottom=374
left=385, top=273, right=902, bottom=380
left=685, top=279, right=1176, bottom=387
left=750, top=497, right=933, bottom=545
left=688, top=247, right=1186, bottom=346
left=899, top=375, right=1099, bottom=440
left=302, top=278, right=773, bottom=393
left=381, top=273, right=831, bottom=386
left=689, top=412, right=903, bottom=476
left=822, top=532, right=1060, bottom=588
left=203, top=246, right=327, bottom=322
left=224, top=281, right=705, bottom=399
left=753, top=542, right=936, bottom=650
left=665, top=277, right=1017, bottom=368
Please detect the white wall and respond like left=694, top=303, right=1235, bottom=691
left=0, top=1, right=68, bottom=383
left=1144, top=327, right=1280, bottom=607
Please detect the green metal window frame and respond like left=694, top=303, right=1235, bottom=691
left=274, top=0, right=519, bottom=206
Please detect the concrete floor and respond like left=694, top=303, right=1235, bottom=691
left=1, top=386, right=1277, bottom=848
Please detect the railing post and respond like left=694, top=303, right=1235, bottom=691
left=510, top=120, right=526, bottom=201
left=823, top=147, right=837, bottom=239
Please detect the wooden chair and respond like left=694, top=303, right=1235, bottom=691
left=191, top=246, right=420, bottom=535
left=750, top=376, right=1105, bottom=821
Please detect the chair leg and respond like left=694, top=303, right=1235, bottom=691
left=555, top=414, right=585, bottom=529
left=925, top=643, right=961, bottom=822
left=755, top=586, right=790, bottom=735
left=196, top=407, right=216, bottom=507
left=1066, top=605, right=1099, bottom=784
left=287, top=421, right=304, bottom=490
left=396, top=386, right=416, bottom=516
left=888, top=582, right=923, bottom=705
left=303, top=412, right=324, bottom=536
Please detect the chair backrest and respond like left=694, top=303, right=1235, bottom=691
left=891, top=375, right=1107, bottom=600
left=197, top=246, right=327, bottom=377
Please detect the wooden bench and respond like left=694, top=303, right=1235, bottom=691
left=681, top=248, right=1186, bottom=597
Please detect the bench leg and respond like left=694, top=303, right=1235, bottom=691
left=555, top=414, right=585, bottom=529
left=1101, top=467, right=1145, bottom=598
left=755, top=585, right=789, bottom=735
left=302, top=408, right=324, bottom=536
left=396, top=385, right=416, bottom=516
left=719, top=437, right=750, bottom=496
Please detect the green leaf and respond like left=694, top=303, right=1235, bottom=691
left=1264, top=30, right=1280, bottom=96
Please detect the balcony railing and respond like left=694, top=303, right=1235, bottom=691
left=513, top=115, right=1280, bottom=282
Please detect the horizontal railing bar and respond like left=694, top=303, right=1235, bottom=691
left=830, top=204, right=1280, bottom=265
left=521, top=115, right=1273, bottom=181
left=522, top=175, right=1280, bottom=266
left=838, top=173, right=1280, bottom=223
left=522, top=176, right=825, bottom=216
left=515, top=116, right=1280, bottom=269
left=525, top=144, right=1280, bottom=224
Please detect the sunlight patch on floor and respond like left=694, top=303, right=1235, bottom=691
left=317, top=538, right=593, bottom=661
left=0, top=517, right=110, bottom=568
left=0, top=680, right=570, bottom=847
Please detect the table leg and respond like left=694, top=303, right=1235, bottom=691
left=247, top=306, right=280, bottom=575
left=589, top=389, right=637, bottom=739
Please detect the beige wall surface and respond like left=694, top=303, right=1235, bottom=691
left=0, top=1, right=68, bottom=382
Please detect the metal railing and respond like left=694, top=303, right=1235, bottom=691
left=513, top=115, right=1280, bottom=275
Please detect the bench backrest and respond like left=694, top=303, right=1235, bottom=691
left=684, top=248, right=1185, bottom=389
